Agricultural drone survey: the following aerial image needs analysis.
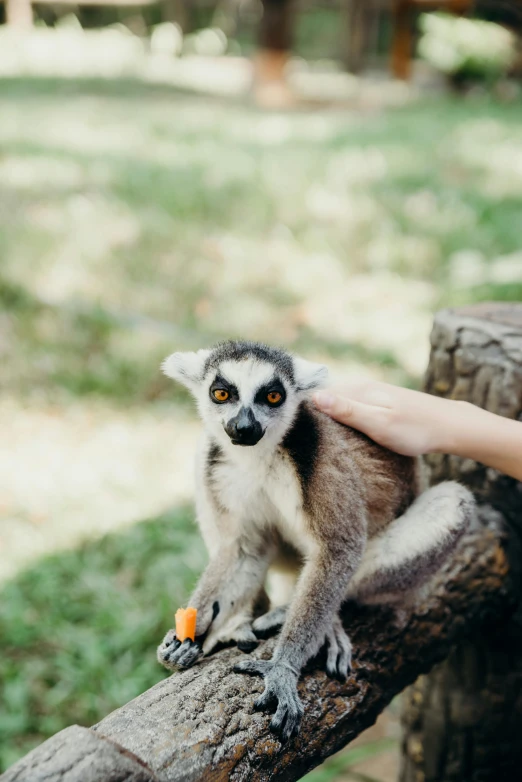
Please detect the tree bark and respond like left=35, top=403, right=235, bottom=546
left=1, top=725, right=159, bottom=782
left=400, top=303, right=522, bottom=782
left=3, top=305, right=521, bottom=782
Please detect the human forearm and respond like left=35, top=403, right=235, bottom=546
left=440, top=401, right=522, bottom=482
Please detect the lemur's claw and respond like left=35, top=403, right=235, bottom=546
left=234, top=658, right=303, bottom=741
left=158, top=631, right=202, bottom=670
left=157, top=628, right=180, bottom=667
left=324, top=618, right=353, bottom=681
left=326, top=658, right=350, bottom=681
left=270, top=698, right=303, bottom=742
left=176, top=639, right=202, bottom=668
left=253, top=688, right=277, bottom=712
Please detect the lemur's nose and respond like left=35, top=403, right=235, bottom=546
left=225, top=407, right=264, bottom=446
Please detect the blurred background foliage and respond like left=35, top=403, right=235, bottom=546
left=1, top=0, right=522, bottom=778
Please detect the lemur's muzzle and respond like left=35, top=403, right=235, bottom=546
left=225, top=406, right=264, bottom=446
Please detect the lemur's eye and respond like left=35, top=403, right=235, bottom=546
left=267, top=391, right=282, bottom=405
left=213, top=389, right=229, bottom=402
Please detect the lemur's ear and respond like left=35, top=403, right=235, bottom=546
left=162, top=349, right=211, bottom=393
left=293, top=356, right=328, bottom=392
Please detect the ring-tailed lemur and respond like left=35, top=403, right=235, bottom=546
left=157, top=341, right=475, bottom=740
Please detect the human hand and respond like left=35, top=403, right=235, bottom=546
left=313, top=380, right=522, bottom=481
left=313, top=381, right=458, bottom=457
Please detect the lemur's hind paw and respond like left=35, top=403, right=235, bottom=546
left=252, top=605, right=287, bottom=639
left=234, top=658, right=304, bottom=741
left=157, top=630, right=202, bottom=670
left=324, top=617, right=352, bottom=681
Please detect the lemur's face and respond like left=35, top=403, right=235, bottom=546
left=162, top=341, right=328, bottom=450
left=205, top=358, right=291, bottom=447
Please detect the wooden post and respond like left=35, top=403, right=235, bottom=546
left=400, top=303, right=522, bottom=782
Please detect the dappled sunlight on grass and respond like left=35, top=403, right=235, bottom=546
left=0, top=156, right=86, bottom=191
left=445, top=118, right=522, bottom=197
left=0, top=399, right=199, bottom=582
left=0, top=506, right=206, bottom=768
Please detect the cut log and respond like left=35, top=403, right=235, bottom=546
left=0, top=725, right=158, bottom=782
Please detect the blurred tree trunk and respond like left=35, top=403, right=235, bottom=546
left=341, top=0, right=380, bottom=74
left=400, top=303, right=522, bottom=782
left=6, top=0, right=32, bottom=27
left=391, top=0, right=412, bottom=80
left=391, top=0, right=473, bottom=80
left=254, top=0, right=295, bottom=107
left=258, top=0, right=293, bottom=52
left=161, top=0, right=189, bottom=31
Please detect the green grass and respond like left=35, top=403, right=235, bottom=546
left=0, top=506, right=205, bottom=770
left=1, top=79, right=522, bottom=404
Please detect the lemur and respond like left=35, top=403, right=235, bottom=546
left=157, top=341, right=475, bottom=740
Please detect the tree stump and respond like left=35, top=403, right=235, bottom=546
left=400, top=303, right=522, bottom=782
left=3, top=304, right=521, bottom=782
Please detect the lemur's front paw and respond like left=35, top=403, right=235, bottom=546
left=157, top=630, right=202, bottom=670
left=234, top=658, right=304, bottom=741
left=324, top=616, right=352, bottom=680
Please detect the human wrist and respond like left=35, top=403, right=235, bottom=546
left=430, top=399, right=477, bottom=455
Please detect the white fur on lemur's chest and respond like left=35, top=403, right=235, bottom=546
left=199, top=438, right=311, bottom=555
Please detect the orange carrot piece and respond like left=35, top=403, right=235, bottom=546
left=175, top=608, right=186, bottom=641
left=175, top=607, right=198, bottom=642
left=184, top=607, right=197, bottom=641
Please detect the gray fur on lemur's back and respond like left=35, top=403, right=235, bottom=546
left=158, top=340, right=475, bottom=741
